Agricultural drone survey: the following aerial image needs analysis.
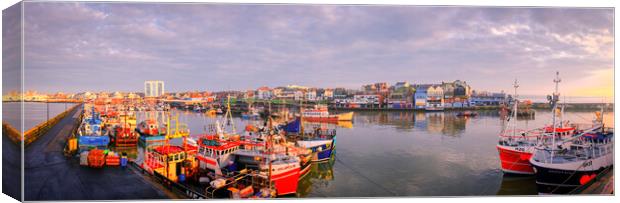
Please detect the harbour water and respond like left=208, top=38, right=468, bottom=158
left=2, top=102, right=77, bottom=131
left=133, top=108, right=613, bottom=197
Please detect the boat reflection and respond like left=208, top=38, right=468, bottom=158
left=496, top=174, right=537, bottom=195
left=303, top=121, right=353, bottom=130
left=296, top=157, right=336, bottom=197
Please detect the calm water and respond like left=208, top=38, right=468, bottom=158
left=2, top=102, right=77, bottom=131
left=132, top=109, right=613, bottom=197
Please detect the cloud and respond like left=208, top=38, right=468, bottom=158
left=21, top=3, right=613, bottom=97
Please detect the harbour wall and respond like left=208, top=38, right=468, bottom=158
left=1, top=103, right=83, bottom=146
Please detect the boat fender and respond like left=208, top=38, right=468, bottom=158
left=579, top=174, right=596, bottom=185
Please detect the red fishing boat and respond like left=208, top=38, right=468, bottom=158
left=111, top=123, right=139, bottom=147
left=496, top=80, right=539, bottom=174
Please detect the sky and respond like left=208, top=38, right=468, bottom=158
left=13, top=2, right=614, bottom=97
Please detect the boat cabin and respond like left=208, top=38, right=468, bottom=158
left=144, top=145, right=192, bottom=182
left=197, top=135, right=242, bottom=175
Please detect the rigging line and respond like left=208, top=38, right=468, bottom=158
left=549, top=156, right=591, bottom=194
left=571, top=113, right=591, bottom=123
left=333, top=155, right=398, bottom=196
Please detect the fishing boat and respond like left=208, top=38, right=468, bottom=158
left=233, top=149, right=301, bottom=196
left=232, top=129, right=301, bottom=197
left=196, top=95, right=242, bottom=176
left=496, top=80, right=539, bottom=175
left=283, top=118, right=337, bottom=162
left=111, top=123, right=138, bottom=147
left=136, top=118, right=167, bottom=147
left=78, top=106, right=110, bottom=152
left=206, top=108, right=217, bottom=116
left=243, top=122, right=313, bottom=180
left=296, top=136, right=336, bottom=162
left=529, top=103, right=613, bottom=194
left=301, top=105, right=353, bottom=122
left=530, top=127, right=613, bottom=194
left=166, top=114, right=190, bottom=139
left=196, top=132, right=242, bottom=176
left=241, top=111, right=261, bottom=120
left=142, top=143, right=199, bottom=182
left=242, top=104, right=261, bottom=120
left=109, top=110, right=138, bottom=147
left=456, top=111, right=478, bottom=117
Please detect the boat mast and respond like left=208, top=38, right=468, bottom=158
left=512, top=79, right=519, bottom=137
left=600, top=100, right=605, bottom=132
left=550, top=71, right=561, bottom=162
left=300, top=97, right=304, bottom=138
left=226, top=94, right=236, bottom=133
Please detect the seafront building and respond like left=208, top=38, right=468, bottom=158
left=414, top=84, right=430, bottom=109
left=388, top=82, right=415, bottom=109
left=17, top=79, right=507, bottom=110
left=426, top=85, right=445, bottom=110
left=144, top=80, right=165, bottom=98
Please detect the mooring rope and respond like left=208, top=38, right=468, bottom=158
left=333, top=154, right=398, bottom=196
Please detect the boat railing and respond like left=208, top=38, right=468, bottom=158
left=534, top=131, right=613, bottom=163
left=204, top=168, right=267, bottom=199
left=499, top=129, right=542, bottom=139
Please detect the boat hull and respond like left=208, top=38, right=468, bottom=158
left=336, top=112, right=354, bottom=121
left=298, top=160, right=312, bottom=179
left=315, top=147, right=334, bottom=162
left=303, top=116, right=339, bottom=123
left=138, top=135, right=167, bottom=147
left=497, top=145, right=534, bottom=175
left=530, top=149, right=613, bottom=194
left=302, top=112, right=353, bottom=123
left=531, top=164, right=607, bottom=194
left=78, top=136, right=110, bottom=151
left=298, top=140, right=336, bottom=162
left=272, top=167, right=301, bottom=196
left=113, top=137, right=138, bottom=147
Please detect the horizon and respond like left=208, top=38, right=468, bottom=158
left=4, top=3, right=613, bottom=98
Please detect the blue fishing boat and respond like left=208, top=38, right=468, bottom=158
left=281, top=118, right=337, bottom=162
left=77, top=106, right=110, bottom=152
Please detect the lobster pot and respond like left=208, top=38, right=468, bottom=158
left=80, top=151, right=90, bottom=166
left=88, top=149, right=106, bottom=168
left=106, top=154, right=120, bottom=166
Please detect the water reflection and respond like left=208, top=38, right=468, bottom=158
left=496, top=175, right=537, bottom=195
left=297, top=157, right=336, bottom=197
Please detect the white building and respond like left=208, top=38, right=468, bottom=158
left=305, top=89, right=317, bottom=101
left=145, top=80, right=165, bottom=97
left=256, top=87, right=272, bottom=100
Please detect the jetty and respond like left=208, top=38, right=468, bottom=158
left=16, top=104, right=170, bottom=200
